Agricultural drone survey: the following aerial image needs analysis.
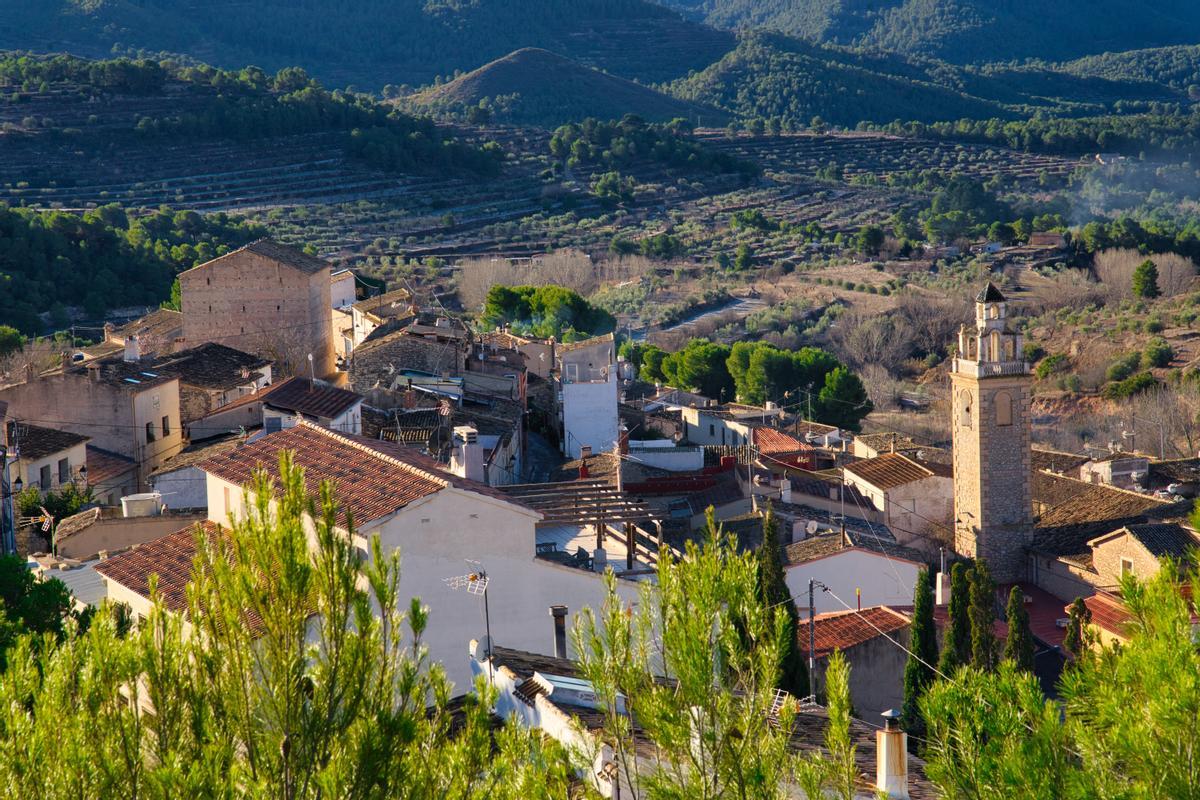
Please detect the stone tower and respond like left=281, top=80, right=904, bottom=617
left=950, top=283, right=1033, bottom=582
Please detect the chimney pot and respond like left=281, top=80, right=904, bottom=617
left=876, top=709, right=909, bottom=799
left=549, top=605, right=568, bottom=659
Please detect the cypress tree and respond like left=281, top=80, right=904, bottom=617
left=937, top=562, right=971, bottom=675
left=756, top=506, right=808, bottom=697
left=1003, top=585, right=1035, bottom=672
left=1132, top=258, right=1161, bottom=299
left=1063, top=597, right=1092, bottom=658
left=969, top=560, right=997, bottom=671
left=902, top=566, right=938, bottom=735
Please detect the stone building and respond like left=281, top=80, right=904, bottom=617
left=178, top=239, right=334, bottom=377
left=950, top=283, right=1033, bottom=582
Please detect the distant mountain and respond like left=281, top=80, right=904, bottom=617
left=665, top=33, right=1188, bottom=129
left=662, top=0, right=1200, bottom=65
left=412, top=48, right=729, bottom=128
left=3, top=0, right=734, bottom=89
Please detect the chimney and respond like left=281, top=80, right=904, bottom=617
left=450, top=426, right=485, bottom=483
left=889, top=433, right=897, bottom=454
left=123, top=334, right=141, bottom=363
left=580, top=444, right=593, bottom=460
left=549, top=605, right=568, bottom=659
left=618, top=425, right=629, bottom=456
left=876, top=709, right=909, bottom=798
left=935, top=571, right=951, bottom=606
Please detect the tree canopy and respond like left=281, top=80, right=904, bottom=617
left=481, top=284, right=616, bottom=341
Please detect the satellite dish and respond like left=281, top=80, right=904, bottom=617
left=805, top=520, right=819, bottom=536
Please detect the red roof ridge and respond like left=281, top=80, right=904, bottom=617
left=293, top=419, right=452, bottom=491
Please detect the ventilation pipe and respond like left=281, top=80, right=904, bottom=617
left=549, top=605, right=568, bottom=659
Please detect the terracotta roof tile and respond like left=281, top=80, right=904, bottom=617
left=1033, top=478, right=1186, bottom=564
left=753, top=427, right=811, bottom=454
left=199, top=421, right=531, bottom=525
left=85, top=445, right=137, bottom=486
left=262, top=377, right=362, bottom=420
left=9, top=423, right=88, bottom=461
left=844, top=452, right=950, bottom=490
left=796, top=606, right=911, bottom=658
left=242, top=239, right=331, bottom=275
left=95, top=520, right=221, bottom=622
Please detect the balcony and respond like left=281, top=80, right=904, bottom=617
left=952, top=358, right=1030, bottom=377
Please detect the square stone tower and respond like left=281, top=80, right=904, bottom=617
left=950, top=283, right=1033, bottom=582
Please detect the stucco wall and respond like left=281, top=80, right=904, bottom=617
left=562, top=375, right=618, bottom=458
left=16, top=441, right=88, bottom=491
left=57, top=513, right=207, bottom=560
left=681, top=408, right=753, bottom=446
left=810, top=627, right=912, bottom=718
left=785, top=549, right=925, bottom=618
left=180, top=249, right=333, bottom=377
left=151, top=465, right=210, bottom=511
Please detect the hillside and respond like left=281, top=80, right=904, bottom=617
left=4, top=0, right=734, bottom=89
left=663, top=0, right=1200, bottom=65
left=666, top=33, right=1188, bottom=129
left=412, top=48, right=728, bottom=128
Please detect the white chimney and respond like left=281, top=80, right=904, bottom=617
left=123, top=335, right=141, bottom=363
left=876, top=709, right=909, bottom=798
left=450, top=425, right=485, bottom=484
left=935, top=571, right=951, bottom=606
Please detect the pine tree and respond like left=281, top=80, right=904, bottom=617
left=937, top=562, right=971, bottom=675
left=756, top=505, right=808, bottom=697
left=1132, top=258, right=1161, bottom=299
left=1003, top=584, right=1035, bottom=672
left=1063, top=596, right=1093, bottom=658
left=902, top=566, right=938, bottom=735
left=969, top=560, right=997, bottom=671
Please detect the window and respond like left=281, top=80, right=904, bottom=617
left=1121, top=557, right=1134, bottom=578
left=146, top=422, right=156, bottom=443
left=57, top=458, right=69, bottom=484
left=162, top=415, right=170, bottom=437
left=709, top=423, right=715, bottom=436
left=39, top=464, right=51, bottom=490
left=959, top=390, right=973, bottom=429
left=995, top=392, right=1013, bottom=426
left=223, top=486, right=231, bottom=513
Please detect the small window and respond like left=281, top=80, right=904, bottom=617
left=223, top=486, right=231, bottom=513
left=146, top=422, right=156, bottom=443
left=206, top=277, right=210, bottom=286
left=39, top=464, right=51, bottom=490
left=709, top=423, right=715, bottom=436
left=959, top=390, right=973, bottom=429
left=1121, top=557, right=1134, bottom=578
left=162, top=415, right=170, bottom=437
left=995, top=392, right=1013, bottom=426
left=57, top=458, right=69, bottom=484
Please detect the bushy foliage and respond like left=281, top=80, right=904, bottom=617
left=0, top=204, right=265, bottom=332
left=1132, top=257, right=1162, bottom=298
left=0, top=554, right=77, bottom=670
left=1034, top=353, right=1068, bottom=379
left=1103, top=370, right=1159, bottom=400
left=481, top=284, right=615, bottom=341
left=549, top=115, right=757, bottom=177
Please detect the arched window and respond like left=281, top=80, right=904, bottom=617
left=959, top=390, right=973, bottom=429
left=995, top=391, right=1013, bottom=426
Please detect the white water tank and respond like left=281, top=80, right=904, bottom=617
left=121, top=492, right=163, bottom=518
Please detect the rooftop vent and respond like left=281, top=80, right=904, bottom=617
left=531, top=672, right=625, bottom=714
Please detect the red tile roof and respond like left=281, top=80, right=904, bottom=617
left=85, top=445, right=137, bottom=486
left=797, top=606, right=911, bottom=658
left=753, top=427, right=811, bottom=455
left=198, top=421, right=532, bottom=525
left=95, top=520, right=221, bottom=621
left=844, top=452, right=951, bottom=490
left=262, top=376, right=362, bottom=420
left=998, top=582, right=1068, bottom=648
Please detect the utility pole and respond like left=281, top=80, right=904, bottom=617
left=808, top=578, right=816, bottom=700
left=0, top=442, right=14, bottom=555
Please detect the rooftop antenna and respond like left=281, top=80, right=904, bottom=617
left=445, top=560, right=493, bottom=682
left=307, top=353, right=315, bottom=385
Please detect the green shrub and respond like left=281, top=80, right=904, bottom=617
left=1034, top=353, right=1067, bottom=379
left=1106, top=353, right=1142, bottom=382
left=1144, top=317, right=1165, bottom=334
left=1103, top=371, right=1159, bottom=400
left=1022, top=343, right=1046, bottom=363
left=1142, top=337, right=1174, bottom=369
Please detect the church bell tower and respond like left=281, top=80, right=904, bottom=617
left=950, top=283, right=1033, bottom=582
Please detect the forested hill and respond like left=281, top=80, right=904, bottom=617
left=412, top=48, right=729, bottom=128
left=662, top=0, right=1200, bottom=65
left=666, top=34, right=1187, bottom=130
left=4, top=0, right=733, bottom=89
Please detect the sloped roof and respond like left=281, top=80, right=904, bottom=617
left=753, top=427, right=810, bottom=455
left=199, top=421, right=530, bottom=526
left=1031, top=447, right=1089, bottom=475
left=85, top=446, right=137, bottom=486
left=151, top=432, right=246, bottom=476
left=95, top=520, right=222, bottom=620
left=262, top=377, right=362, bottom=420
left=1033, top=479, right=1187, bottom=566
left=1099, top=523, right=1198, bottom=561
left=147, top=343, right=271, bottom=391
left=976, top=282, right=1006, bottom=303
left=10, top=423, right=88, bottom=461
left=783, top=529, right=928, bottom=568
left=844, top=452, right=950, bottom=490
left=242, top=239, right=331, bottom=274
left=797, top=606, right=911, bottom=659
